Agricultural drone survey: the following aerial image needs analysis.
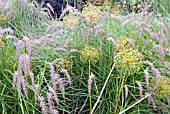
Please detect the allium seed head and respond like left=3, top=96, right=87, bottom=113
left=115, top=36, right=134, bottom=51
left=0, top=35, right=5, bottom=48
left=63, top=13, right=80, bottom=29
left=114, top=48, right=143, bottom=73
left=80, top=46, right=99, bottom=64
left=149, top=76, right=170, bottom=99
left=82, top=3, right=102, bottom=26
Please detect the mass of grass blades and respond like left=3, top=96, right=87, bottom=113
left=0, top=0, right=170, bottom=114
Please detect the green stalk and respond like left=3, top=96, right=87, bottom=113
left=89, top=60, right=92, bottom=113
left=91, top=63, right=115, bottom=114
left=114, top=74, right=126, bottom=114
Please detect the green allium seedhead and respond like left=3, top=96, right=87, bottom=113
left=0, top=35, right=5, bottom=48
left=150, top=76, right=170, bottom=99
left=82, top=3, right=102, bottom=26
left=63, top=13, right=80, bottom=30
left=80, top=46, right=99, bottom=64
left=114, top=48, right=143, bottom=73
left=0, top=14, right=7, bottom=23
left=116, top=36, right=133, bottom=51
left=56, top=58, right=72, bottom=71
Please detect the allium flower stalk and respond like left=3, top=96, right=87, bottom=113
left=136, top=81, right=143, bottom=98
left=88, top=72, right=95, bottom=94
left=38, top=96, right=48, bottom=114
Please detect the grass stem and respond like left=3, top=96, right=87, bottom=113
left=91, top=63, right=115, bottom=114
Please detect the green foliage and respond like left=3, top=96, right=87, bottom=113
left=0, top=0, right=170, bottom=114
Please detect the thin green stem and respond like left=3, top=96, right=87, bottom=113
left=89, top=94, right=92, bottom=113
left=91, top=63, right=115, bottom=114
left=119, top=94, right=151, bottom=114
left=114, top=74, right=126, bottom=114
left=89, top=60, right=92, bottom=113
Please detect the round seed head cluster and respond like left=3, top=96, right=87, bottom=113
left=116, top=36, right=133, bottom=51
left=0, top=35, right=5, bottom=48
left=63, top=13, right=80, bottom=29
left=82, top=3, right=102, bottom=26
left=0, top=14, right=7, bottom=23
left=80, top=46, right=99, bottom=64
left=150, top=76, right=170, bottom=99
left=114, top=48, right=143, bottom=73
left=56, top=58, right=72, bottom=71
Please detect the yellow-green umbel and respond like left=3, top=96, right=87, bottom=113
left=116, top=36, right=133, bottom=51
left=82, top=3, right=102, bottom=26
left=0, top=35, right=5, bottom=48
left=0, top=14, right=7, bottom=23
left=56, top=58, right=72, bottom=71
left=150, top=76, right=170, bottom=99
left=114, top=48, right=143, bottom=73
left=80, top=46, right=99, bottom=64
left=63, top=13, right=80, bottom=30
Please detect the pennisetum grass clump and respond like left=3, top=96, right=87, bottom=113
left=0, top=0, right=170, bottom=113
